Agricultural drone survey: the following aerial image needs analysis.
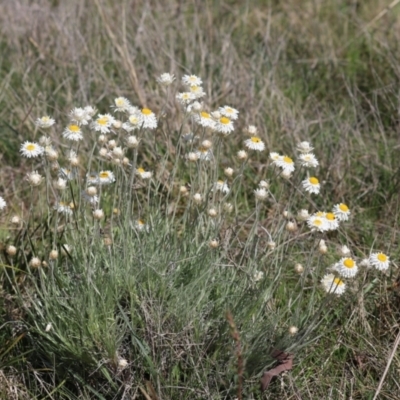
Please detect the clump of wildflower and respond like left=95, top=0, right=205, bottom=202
left=302, top=177, right=320, bottom=194
left=369, top=252, right=390, bottom=271
left=333, top=203, right=350, bottom=221
left=157, top=72, right=175, bottom=86
left=334, top=257, right=358, bottom=278
left=244, top=136, right=265, bottom=151
left=20, top=142, right=44, bottom=158
left=36, top=116, right=55, bottom=128
left=321, top=273, right=346, bottom=295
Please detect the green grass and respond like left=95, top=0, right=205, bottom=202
left=1, top=0, right=400, bottom=399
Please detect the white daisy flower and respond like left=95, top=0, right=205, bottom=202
left=112, top=97, right=131, bottom=113
left=0, top=196, right=6, bottom=210
left=321, top=273, right=346, bottom=295
left=55, top=201, right=73, bottom=216
left=157, top=72, right=175, bottom=86
left=213, top=180, right=230, bottom=194
left=54, top=177, right=67, bottom=190
left=302, top=177, right=320, bottom=194
left=334, top=257, right=358, bottom=278
left=140, top=108, right=157, bottom=129
left=20, top=141, right=44, bottom=158
left=333, top=203, right=351, bottom=221
left=299, top=153, right=319, bottom=168
left=91, top=114, right=115, bottom=134
left=369, top=252, right=390, bottom=271
left=274, top=155, right=295, bottom=173
left=219, top=105, right=239, bottom=120
left=325, top=212, right=339, bottom=231
left=186, top=101, right=203, bottom=114
left=182, top=74, right=202, bottom=87
left=244, top=136, right=265, bottom=151
left=176, top=92, right=196, bottom=105
left=193, top=111, right=216, bottom=129
left=69, top=107, right=92, bottom=125
left=297, top=141, right=314, bottom=153
left=254, top=188, right=268, bottom=200
left=122, top=113, right=142, bottom=132
left=35, top=116, right=55, bottom=128
left=196, top=147, right=213, bottom=161
left=189, top=85, right=206, bottom=99
left=338, top=245, right=351, bottom=257
left=214, top=116, right=234, bottom=135
left=63, top=124, right=83, bottom=141
left=269, top=152, right=281, bottom=161
left=307, top=215, right=329, bottom=232
left=84, top=105, right=97, bottom=117
left=97, top=170, right=115, bottom=185
left=136, top=168, right=152, bottom=179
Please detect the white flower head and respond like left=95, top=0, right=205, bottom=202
left=91, top=114, right=115, bottom=134
left=299, top=153, right=319, bottom=168
left=193, top=111, right=216, bottom=129
left=69, top=107, right=92, bottom=125
left=136, top=167, right=152, bottom=179
left=369, top=252, right=390, bottom=271
left=297, top=141, right=314, bottom=153
left=176, top=92, right=196, bottom=105
left=274, top=155, right=295, bottom=173
left=20, top=141, right=44, bottom=158
left=55, top=201, right=73, bottom=216
left=213, top=180, right=230, bottom=194
left=0, top=196, right=6, bottom=210
left=182, top=74, right=203, bottom=87
left=157, top=72, right=175, bottom=86
left=98, top=170, right=116, bottom=185
left=244, top=136, right=265, bottom=151
left=307, top=215, right=328, bottom=232
left=196, top=147, right=213, bottom=161
left=321, top=273, right=346, bottom=295
left=140, top=108, right=157, bottom=129
left=26, top=170, right=43, bottom=187
left=135, top=219, right=149, bottom=232
left=334, top=257, right=358, bottom=278
left=302, top=177, right=320, bottom=194
left=254, top=188, right=268, bottom=201
left=112, top=97, right=131, bottom=113
left=189, top=85, right=206, bottom=99
left=333, top=203, right=351, bottom=221
left=63, top=124, right=83, bottom=141
left=338, top=245, right=351, bottom=257
left=245, top=125, right=258, bottom=135
left=325, top=212, right=339, bottom=231
left=214, top=116, right=234, bottom=135
left=219, top=106, right=239, bottom=120
left=36, top=116, right=55, bottom=128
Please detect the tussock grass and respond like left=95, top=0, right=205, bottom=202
left=1, top=0, right=400, bottom=399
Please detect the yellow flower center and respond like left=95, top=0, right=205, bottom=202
left=138, top=220, right=144, bottom=225
left=309, top=177, right=319, bottom=185
left=129, top=115, right=139, bottom=124
left=137, top=168, right=145, bottom=174
left=26, top=144, right=36, bottom=151
left=69, top=124, right=80, bottom=132
left=339, top=203, right=349, bottom=212
left=42, top=117, right=50, bottom=122
left=142, top=108, right=152, bottom=115
left=115, top=98, right=125, bottom=106
left=251, top=137, right=261, bottom=143
left=333, top=278, right=344, bottom=286
left=220, top=117, right=230, bottom=125
left=343, top=258, right=354, bottom=268
left=377, top=253, right=387, bottom=262
left=226, top=107, right=233, bottom=113
left=217, top=180, right=224, bottom=185
left=314, top=219, right=322, bottom=226
left=200, top=111, right=210, bottom=119
left=97, top=117, right=108, bottom=126
left=326, top=213, right=336, bottom=221
left=99, top=172, right=110, bottom=179
left=283, top=156, right=293, bottom=164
